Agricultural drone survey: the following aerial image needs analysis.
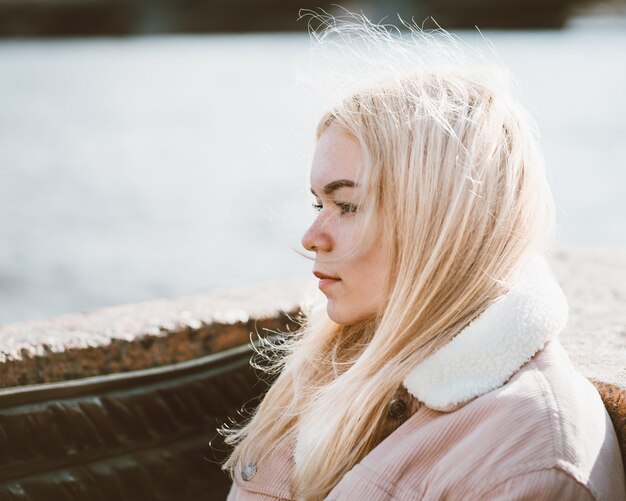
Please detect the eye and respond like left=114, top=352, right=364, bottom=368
left=336, top=202, right=358, bottom=215
left=311, top=202, right=323, bottom=213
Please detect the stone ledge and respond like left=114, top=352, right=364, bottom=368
left=0, top=248, right=624, bottom=391
left=550, top=247, right=626, bottom=389
left=0, top=278, right=315, bottom=389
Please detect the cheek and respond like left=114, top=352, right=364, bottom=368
left=355, top=247, right=391, bottom=302
left=333, top=224, right=358, bottom=254
left=343, top=255, right=389, bottom=312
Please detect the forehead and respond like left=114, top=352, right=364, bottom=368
left=310, top=124, right=362, bottom=189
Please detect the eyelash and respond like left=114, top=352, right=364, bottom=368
left=311, top=202, right=358, bottom=215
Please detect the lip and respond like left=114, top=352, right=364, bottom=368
left=313, top=271, right=339, bottom=280
left=313, top=271, right=341, bottom=292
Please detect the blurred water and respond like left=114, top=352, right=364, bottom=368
left=1, top=22, right=625, bottom=324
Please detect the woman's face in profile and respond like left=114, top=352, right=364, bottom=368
left=302, top=123, right=390, bottom=326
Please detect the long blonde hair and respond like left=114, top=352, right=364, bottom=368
left=222, top=16, right=554, bottom=500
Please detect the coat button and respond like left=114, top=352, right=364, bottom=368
left=241, top=461, right=257, bottom=481
left=389, top=398, right=407, bottom=419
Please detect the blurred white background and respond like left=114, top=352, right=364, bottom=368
left=1, top=16, right=625, bottom=324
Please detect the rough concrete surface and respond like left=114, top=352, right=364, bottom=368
left=0, top=278, right=317, bottom=388
left=0, top=248, right=624, bottom=389
left=1, top=248, right=624, bottom=387
left=550, top=248, right=626, bottom=388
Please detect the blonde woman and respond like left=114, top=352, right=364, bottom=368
left=222, top=18, right=626, bottom=501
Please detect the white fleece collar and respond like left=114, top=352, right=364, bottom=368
left=403, top=254, right=569, bottom=412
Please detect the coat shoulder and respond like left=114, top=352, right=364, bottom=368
left=348, top=341, right=625, bottom=501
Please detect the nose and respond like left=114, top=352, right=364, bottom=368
left=301, top=214, right=333, bottom=254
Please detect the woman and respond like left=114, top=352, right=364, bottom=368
left=222, top=18, right=626, bottom=501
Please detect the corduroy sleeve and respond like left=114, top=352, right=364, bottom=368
left=477, top=467, right=596, bottom=501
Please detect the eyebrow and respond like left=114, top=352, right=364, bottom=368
left=310, top=179, right=357, bottom=196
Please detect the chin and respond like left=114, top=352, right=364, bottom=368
left=326, top=300, right=364, bottom=326
left=326, top=301, right=349, bottom=326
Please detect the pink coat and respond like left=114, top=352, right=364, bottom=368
left=227, top=258, right=626, bottom=500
